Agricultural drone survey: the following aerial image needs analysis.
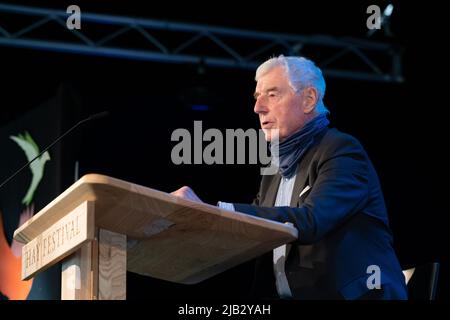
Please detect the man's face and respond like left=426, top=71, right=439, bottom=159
left=254, top=66, right=308, bottom=142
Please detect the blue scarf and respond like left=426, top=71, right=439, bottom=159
left=270, top=113, right=329, bottom=178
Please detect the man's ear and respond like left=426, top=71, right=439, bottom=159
left=302, top=87, right=318, bottom=114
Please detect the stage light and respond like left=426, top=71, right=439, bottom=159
left=384, top=4, right=394, bottom=17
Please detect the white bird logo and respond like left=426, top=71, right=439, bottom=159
left=10, top=132, right=51, bottom=206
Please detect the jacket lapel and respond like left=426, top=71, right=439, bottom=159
left=261, top=174, right=281, bottom=206
left=289, top=151, right=313, bottom=206
left=289, top=129, right=328, bottom=206
left=263, top=128, right=330, bottom=207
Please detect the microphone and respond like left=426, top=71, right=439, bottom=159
left=0, top=111, right=109, bottom=190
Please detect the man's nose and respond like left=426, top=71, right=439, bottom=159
left=254, top=98, right=267, bottom=114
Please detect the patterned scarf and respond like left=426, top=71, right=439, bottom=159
left=270, top=113, right=329, bottom=178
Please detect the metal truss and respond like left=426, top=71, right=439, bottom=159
left=0, top=3, right=403, bottom=82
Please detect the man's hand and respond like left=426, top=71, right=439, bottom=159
left=171, top=186, right=204, bottom=203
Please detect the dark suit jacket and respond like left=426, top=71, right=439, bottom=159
left=234, top=128, right=407, bottom=299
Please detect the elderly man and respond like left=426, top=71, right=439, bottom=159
left=172, top=55, right=407, bottom=300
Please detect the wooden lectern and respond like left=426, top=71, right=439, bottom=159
left=13, top=174, right=298, bottom=300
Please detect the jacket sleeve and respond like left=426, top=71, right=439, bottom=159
left=233, top=136, right=370, bottom=244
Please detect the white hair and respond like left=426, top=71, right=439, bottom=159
left=255, top=55, right=329, bottom=114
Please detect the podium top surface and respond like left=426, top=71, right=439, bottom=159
left=14, top=174, right=298, bottom=284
